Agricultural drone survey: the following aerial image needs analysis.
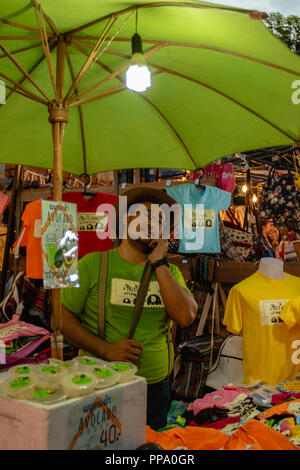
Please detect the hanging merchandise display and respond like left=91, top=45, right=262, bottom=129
left=259, top=167, right=300, bottom=221
left=41, top=201, right=79, bottom=289
left=0, top=271, right=51, bottom=330
left=223, top=263, right=300, bottom=386
left=172, top=334, right=224, bottom=401
left=165, top=183, right=231, bottom=254
left=0, top=316, right=51, bottom=370
left=57, top=192, right=118, bottom=258
left=221, top=208, right=253, bottom=261
left=202, top=163, right=236, bottom=194
left=13, top=199, right=43, bottom=279
left=293, top=152, right=300, bottom=190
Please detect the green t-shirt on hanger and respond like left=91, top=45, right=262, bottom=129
left=61, top=248, right=191, bottom=384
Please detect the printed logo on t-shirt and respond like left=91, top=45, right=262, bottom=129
left=259, top=299, right=289, bottom=325
left=78, top=212, right=108, bottom=232
left=110, top=278, right=164, bottom=308
left=184, top=208, right=215, bottom=230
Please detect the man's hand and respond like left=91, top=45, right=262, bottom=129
left=148, top=239, right=168, bottom=264
left=104, top=338, right=143, bottom=363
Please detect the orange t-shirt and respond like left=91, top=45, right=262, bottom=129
left=14, top=199, right=43, bottom=279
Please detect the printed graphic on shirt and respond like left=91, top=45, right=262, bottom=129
left=184, top=208, right=215, bottom=230
left=78, top=213, right=108, bottom=232
left=110, top=278, right=164, bottom=308
left=259, top=299, right=289, bottom=325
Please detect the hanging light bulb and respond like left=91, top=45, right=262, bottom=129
left=242, top=184, right=248, bottom=193
left=252, top=194, right=257, bottom=203
left=125, top=33, right=151, bottom=93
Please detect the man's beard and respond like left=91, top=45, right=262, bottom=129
left=127, top=233, right=155, bottom=254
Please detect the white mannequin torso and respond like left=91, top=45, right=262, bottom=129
left=258, top=257, right=286, bottom=280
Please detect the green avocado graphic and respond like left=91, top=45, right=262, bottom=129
left=54, top=248, right=64, bottom=268
left=62, top=246, right=74, bottom=268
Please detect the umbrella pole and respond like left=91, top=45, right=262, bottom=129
left=49, top=39, right=68, bottom=360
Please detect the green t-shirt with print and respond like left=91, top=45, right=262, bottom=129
left=61, top=248, right=191, bottom=384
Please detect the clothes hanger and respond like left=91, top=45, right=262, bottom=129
left=79, top=173, right=97, bottom=197
left=193, top=168, right=206, bottom=191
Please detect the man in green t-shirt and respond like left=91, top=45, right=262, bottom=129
left=61, top=187, right=197, bottom=430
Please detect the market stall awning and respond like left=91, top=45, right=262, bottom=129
left=0, top=0, right=300, bottom=175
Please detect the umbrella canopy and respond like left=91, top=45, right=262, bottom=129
left=0, top=0, right=299, bottom=174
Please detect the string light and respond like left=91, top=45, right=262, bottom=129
left=242, top=184, right=248, bottom=193
left=252, top=194, right=257, bottom=203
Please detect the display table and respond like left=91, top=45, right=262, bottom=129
left=0, top=375, right=146, bottom=450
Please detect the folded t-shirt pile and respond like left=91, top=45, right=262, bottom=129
left=180, top=388, right=260, bottom=435
left=146, top=419, right=299, bottom=450
left=161, top=386, right=300, bottom=449
left=256, top=399, right=300, bottom=448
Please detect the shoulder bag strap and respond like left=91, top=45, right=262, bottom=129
left=98, top=251, right=108, bottom=339
left=128, top=261, right=153, bottom=339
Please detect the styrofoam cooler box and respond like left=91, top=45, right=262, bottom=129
left=0, top=376, right=147, bottom=450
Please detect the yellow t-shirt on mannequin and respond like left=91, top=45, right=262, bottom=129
left=223, top=272, right=300, bottom=386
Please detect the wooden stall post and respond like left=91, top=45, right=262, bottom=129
left=48, top=38, right=68, bottom=360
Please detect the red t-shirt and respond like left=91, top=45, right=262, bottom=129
left=60, top=192, right=118, bottom=258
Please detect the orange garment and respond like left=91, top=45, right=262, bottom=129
left=146, top=420, right=299, bottom=450
left=14, top=199, right=43, bottom=279
left=146, top=425, right=228, bottom=450
left=223, top=419, right=299, bottom=450
left=257, top=398, right=300, bottom=421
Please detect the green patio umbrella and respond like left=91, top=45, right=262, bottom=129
left=0, top=0, right=300, bottom=178
left=0, top=0, right=300, bottom=358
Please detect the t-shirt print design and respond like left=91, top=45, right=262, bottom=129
left=110, top=278, right=164, bottom=308
left=184, top=208, right=215, bottom=230
left=259, top=299, right=289, bottom=325
left=78, top=212, right=108, bottom=232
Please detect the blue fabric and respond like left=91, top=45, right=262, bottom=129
left=147, top=376, right=171, bottom=431
left=166, top=184, right=231, bottom=253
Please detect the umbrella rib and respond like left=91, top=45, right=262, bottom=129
left=0, top=49, right=53, bottom=107
left=2, top=82, right=44, bottom=104
left=0, top=41, right=50, bottom=102
left=0, top=70, right=48, bottom=105
left=64, top=15, right=118, bottom=103
left=67, top=2, right=257, bottom=35
left=68, top=43, right=164, bottom=105
left=69, top=84, right=125, bottom=108
left=33, top=2, right=57, bottom=100
left=0, top=35, right=42, bottom=40
left=75, top=37, right=300, bottom=78
left=31, top=0, right=60, bottom=36
left=72, top=43, right=196, bottom=167
left=140, top=95, right=198, bottom=167
left=0, top=42, right=42, bottom=59
left=147, top=62, right=295, bottom=141
left=0, top=18, right=51, bottom=36
left=65, top=47, right=87, bottom=175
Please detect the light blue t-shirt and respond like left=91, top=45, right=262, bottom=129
left=166, top=184, right=231, bottom=253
